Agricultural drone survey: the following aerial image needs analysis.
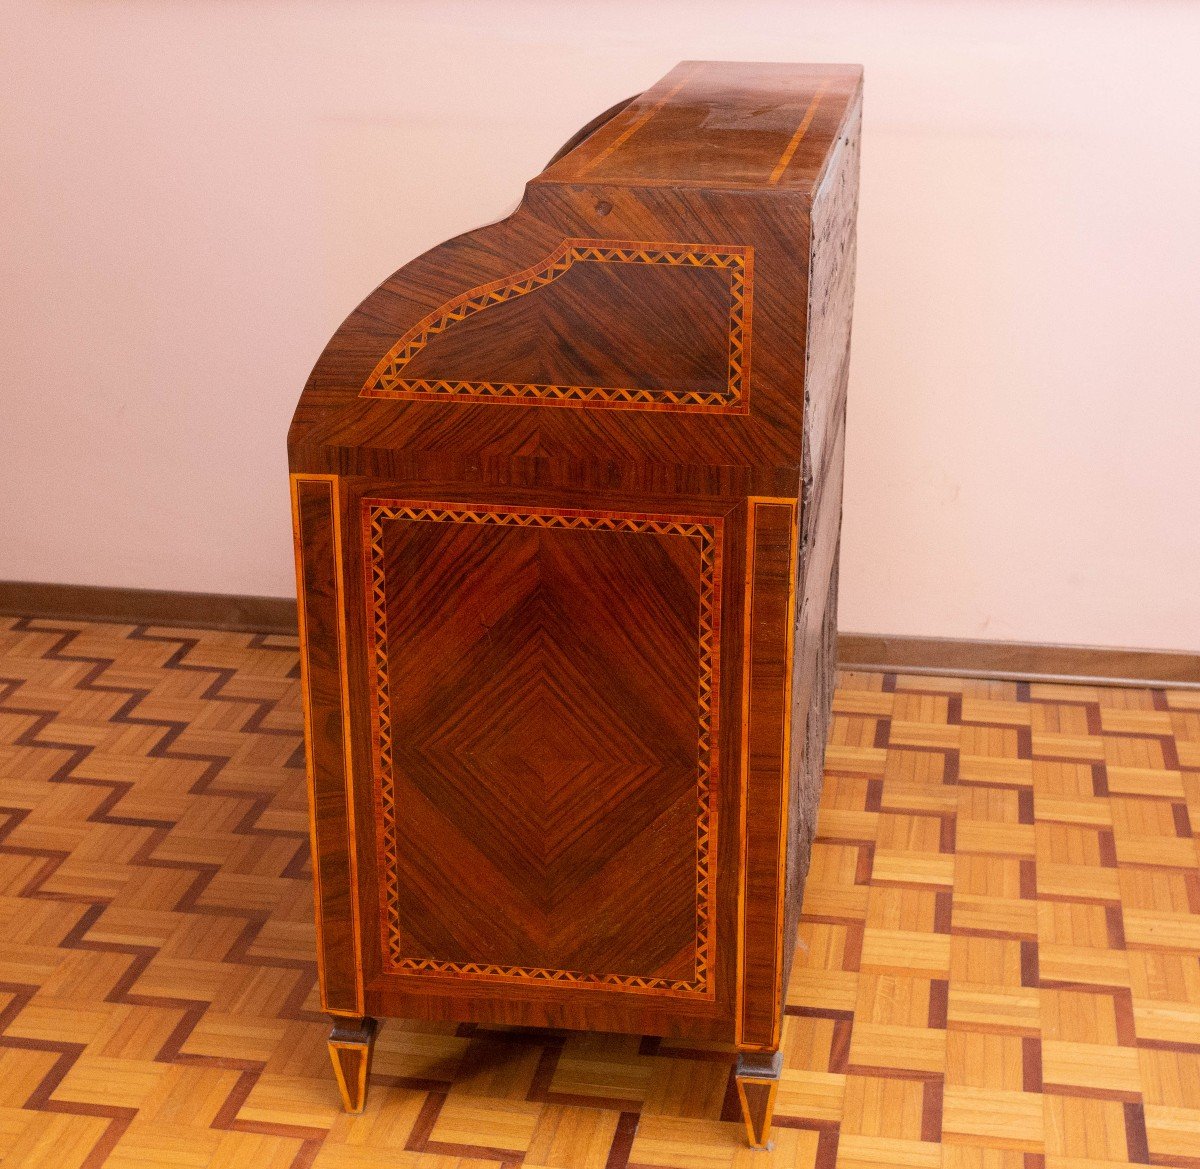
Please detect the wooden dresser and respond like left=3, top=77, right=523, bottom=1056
left=288, top=60, right=861, bottom=1149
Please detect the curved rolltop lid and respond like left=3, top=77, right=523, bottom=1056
left=289, top=61, right=863, bottom=495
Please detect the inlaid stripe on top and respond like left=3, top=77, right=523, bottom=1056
left=573, top=66, right=697, bottom=178
left=768, top=79, right=831, bottom=184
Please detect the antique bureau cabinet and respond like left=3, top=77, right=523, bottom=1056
left=288, top=61, right=861, bottom=1148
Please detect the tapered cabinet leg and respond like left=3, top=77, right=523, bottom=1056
left=328, top=1016, right=378, bottom=1113
left=735, top=1050, right=782, bottom=1150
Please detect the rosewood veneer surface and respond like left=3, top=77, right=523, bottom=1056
left=287, top=60, right=863, bottom=1147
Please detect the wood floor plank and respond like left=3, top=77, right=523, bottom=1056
left=0, top=618, right=1196, bottom=1166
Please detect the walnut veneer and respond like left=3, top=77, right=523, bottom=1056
left=287, top=60, right=862, bottom=1148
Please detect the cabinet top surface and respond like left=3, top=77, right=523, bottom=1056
left=538, top=60, right=862, bottom=193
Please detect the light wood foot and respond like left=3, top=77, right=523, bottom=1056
left=735, top=1050, right=782, bottom=1150
left=328, top=1016, right=378, bottom=1113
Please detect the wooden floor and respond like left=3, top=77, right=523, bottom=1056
left=0, top=616, right=1197, bottom=1168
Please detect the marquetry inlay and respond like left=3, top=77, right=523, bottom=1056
left=361, top=240, right=752, bottom=412
left=362, top=500, right=723, bottom=994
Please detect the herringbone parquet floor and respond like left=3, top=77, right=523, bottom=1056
left=0, top=615, right=1197, bottom=1168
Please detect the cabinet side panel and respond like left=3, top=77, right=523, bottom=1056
left=781, top=93, right=860, bottom=995
left=292, top=474, right=362, bottom=1015
left=799, top=96, right=860, bottom=500
left=785, top=416, right=846, bottom=997
left=738, top=498, right=798, bottom=1050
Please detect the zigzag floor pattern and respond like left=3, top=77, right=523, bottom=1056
left=0, top=616, right=1197, bottom=1168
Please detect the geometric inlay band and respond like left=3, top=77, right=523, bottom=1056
left=361, top=499, right=724, bottom=994
left=360, top=240, right=752, bottom=413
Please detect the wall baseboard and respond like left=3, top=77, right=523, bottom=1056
left=0, top=580, right=297, bottom=636
left=1, top=580, right=1195, bottom=689
left=839, top=632, right=1199, bottom=690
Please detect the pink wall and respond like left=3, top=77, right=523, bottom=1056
left=3, top=1, right=1198, bottom=649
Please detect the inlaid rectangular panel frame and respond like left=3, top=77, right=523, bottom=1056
left=359, top=497, right=726, bottom=999
left=360, top=239, right=754, bottom=414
